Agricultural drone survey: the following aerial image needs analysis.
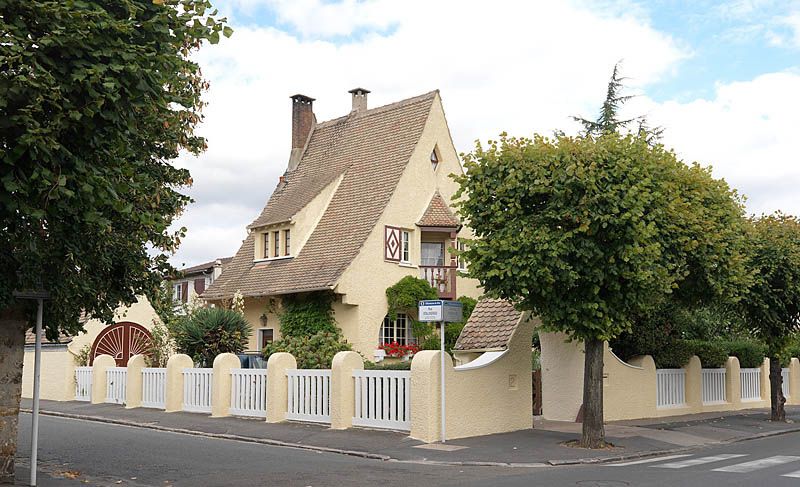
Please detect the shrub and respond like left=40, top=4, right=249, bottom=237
left=780, top=344, right=800, bottom=367
left=262, top=331, right=351, bottom=369
left=172, top=307, right=251, bottom=366
left=652, top=339, right=694, bottom=368
left=685, top=340, right=728, bottom=368
left=385, top=276, right=438, bottom=320
left=720, top=339, right=767, bottom=368
left=364, top=360, right=411, bottom=370
left=74, top=344, right=91, bottom=366
left=145, top=320, right=176, bottom=368
left=278, top=292, right=338, bottom=337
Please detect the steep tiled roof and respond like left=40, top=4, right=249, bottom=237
left=204, top=91, right=438, bottom=299
left=25, top=329, right=72, bottom=346
left=417, top=191, right=460, bottom=227
left=454, top=299, right=522, bottom=351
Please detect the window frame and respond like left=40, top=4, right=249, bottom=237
left=273, top=231, right=280, bottom=258
left=258, top=328, right=274, bottom=350
left=457, top=240, right=468, bottom=271
left=263, top=232, right=270, bottom=259
left=379, top=313, right=413, bottom=346
left=401, top=230, right=411, bottom=264
left=284, top=229, right=291, bottom=256
left=430, top=147, right=439, bottom=171
left=173, top=283, right=182, bottom=302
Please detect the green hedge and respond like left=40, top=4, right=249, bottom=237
left=685, top=340, right=728, bottom=368
left=652, top=339, right=694, bottom=368
left=719, top=340, right=767, bottom=368
left=262, top=331, right=351, bottom=369
left=364, top=361, right=411, bottom=370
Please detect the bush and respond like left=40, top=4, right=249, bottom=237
left=173, top=307, right=251, bottom=367
left=652, top=339, right=694, bottom=368
left=720, top=339, right=767, bottom=368
left=279, top=292, right=337, bottom=337
left=385, top=276, right=438, bottom=320
left=364, top=360, right=411, bottom=370
left=262, top=331, right=351, bottom=369
left=685, top=340, right=728, bottom=368
left=781, top=344, right=800, bottom=367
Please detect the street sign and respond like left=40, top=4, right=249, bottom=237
left=418, top=299, right=464, bottom=323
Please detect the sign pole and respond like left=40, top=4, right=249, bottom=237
left=30, top=298, right=43, bottom=487
left=440, top=320, right=446, bottom=443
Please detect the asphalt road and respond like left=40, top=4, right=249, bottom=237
left=14, top=414, right=800, bottom=486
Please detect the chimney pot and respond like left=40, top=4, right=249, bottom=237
left=348, top=87, right=370, bottom=112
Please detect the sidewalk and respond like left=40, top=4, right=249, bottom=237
left=19, top=399, right=800, bottom=467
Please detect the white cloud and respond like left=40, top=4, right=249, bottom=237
left=170, top=0, right=698, bottom=266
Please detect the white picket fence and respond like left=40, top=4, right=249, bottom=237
left=182, top=368, right=213, bottom=413
left=105, top=367, right=127, bottom=404
left=75, top=367, right=92, bottom=401
left=230, top=369, right=268, bottom=418
left=353, top=370, right=411, bottom=431
left=656, top=369, right=686, bottom=408
left=782, top=368, right=790, bottom=398
left=286, top=369, right=331, bottom=423
left=740, top=368, right=761, bottom=401
left=701, top=368, right=727, bottom=404
left=142, top=368, right=167, bottom=409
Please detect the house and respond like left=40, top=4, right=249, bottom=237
left=203, top=88, right=482, bottom=357
left=171, top=257, right=231, bottom=307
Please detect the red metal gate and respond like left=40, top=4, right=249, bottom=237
left=90, top=321, right=152, bottom=366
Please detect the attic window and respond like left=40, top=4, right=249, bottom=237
left=430, top=148, right=439, bottom=171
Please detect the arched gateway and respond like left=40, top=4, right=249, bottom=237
left=90, top=321, right=152, bottom=366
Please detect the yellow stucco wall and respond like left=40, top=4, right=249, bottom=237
left=410, top=313, right=534, bottom=442
left=21, top=296, right=159, bottom=401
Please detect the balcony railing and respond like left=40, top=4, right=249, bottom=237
left=420, top=265, right=457, bottom=300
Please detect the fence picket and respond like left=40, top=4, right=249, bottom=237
left=229, top=369, right=267, bottom=417
left=740, top=368, right=761, bottom=401
left=75, top=367, right=92, bottom=402
left=105, top=367, right=127, bottom=405
left=701, top=368, right=727, bottom=404
left=352, top=370, right=411, bottom=431
left=656, top=369, right=686, bottom=409
left=142, top=368, right=166, bottom=409
left=782, top=368, right=790, bottom=399
left=182, top=368, right=213, bottom=413
left=285, top=369, right=331, bottom=423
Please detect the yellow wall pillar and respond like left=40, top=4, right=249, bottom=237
left=789, top=358, right=800, bottom=406
left=683, top=355, right=702, bottom=410
left=330, top=351, right=363, bottom=430
left=409, top=350, right=442, bottom=443
left=211, top=353, right=241, bottom=418
left=725, top=356, right=741, bottom=408
left=266, top=352, right=296, bottom=423
left=539, top=332, right=584, bottom=422
left=760, top=357, right=771, bottom=404
left=125, top=354, right=146, bottom=409
left=165, top=354, right=193, bottom=412
left=90, top=355, right=115, bottom=405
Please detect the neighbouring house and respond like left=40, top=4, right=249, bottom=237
left=21, top=256, right=231, bottom=400
left=203, top=88, right=482, bottom=357
left=171, top=257, right=231, bottom=309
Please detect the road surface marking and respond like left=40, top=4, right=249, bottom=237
left=712, top=456, right=800, bottom=473
left=782, top=469, right=800, bottom=478
left=607, top=454, right=692, bottom=466
left=653, top=454, right=748, bottom=469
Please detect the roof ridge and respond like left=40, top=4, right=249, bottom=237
left=315, top=90, right=438, bottom=129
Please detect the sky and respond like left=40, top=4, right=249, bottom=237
left=170, top=0, right=800, bottom=268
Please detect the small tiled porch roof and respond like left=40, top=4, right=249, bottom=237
left=454, top=299, right=523, bottom=351
left=416, top=191, right=460, bottom=228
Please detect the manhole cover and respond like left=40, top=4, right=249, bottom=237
left=576, top=482, right=630, bottom=487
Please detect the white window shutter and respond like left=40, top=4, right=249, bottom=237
left=384, top=226, right=401, bottom=261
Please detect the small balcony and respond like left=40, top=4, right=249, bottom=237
left=420, top=265, right=457, bottom=300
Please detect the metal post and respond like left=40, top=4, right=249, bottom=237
left=30, top=298, right=43, bottom=486
left=440, top=321, right=446, bottom=443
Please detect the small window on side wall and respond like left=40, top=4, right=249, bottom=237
left=258, top=328, right=274, bottom=350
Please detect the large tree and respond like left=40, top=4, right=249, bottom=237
left=454, top=132, right=749, bottom=448
left=0, top=1, right=229, bottom=482
left=740, top=213, right=800, bottom=422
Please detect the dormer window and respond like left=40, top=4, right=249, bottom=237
left=273, top=231, right=280, bottom=258
left=263, top=233, right=270, bottom=259
left=256, top=226, right=293, bottom=262
left=284, top=229, right=291, bottom=256
left=430, top=148, right=439, bottom=171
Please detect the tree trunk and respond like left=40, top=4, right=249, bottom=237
left=580, top=337, right=605, bottom=448
left=0, top=306, right=27, bottom=484
left=769, top=356, right=786, bottom=422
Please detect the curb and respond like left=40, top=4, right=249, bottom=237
left=20, top=408, right=800, bottom=468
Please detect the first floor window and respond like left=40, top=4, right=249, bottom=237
left=401, top=230, right=410, bottom=263
left=421, top=242, right=445, bottom=266
left=263, top=233, right=270, bottom=259
left=379, top=313, right=413, bottom=346
left=284, top=229, right=291, bottom=256
left=273, top=231, right=280, bottom=257
left=457, top=240, right=468, bottom=271
left=173, top=283, right=182, bottom=302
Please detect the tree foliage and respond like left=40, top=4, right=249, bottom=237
left=172, top=307, right=250, bottom=367
left=0, top=0, right=231, bottom=336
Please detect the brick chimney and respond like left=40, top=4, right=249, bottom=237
left=348, top=87, right=369, bottom=113
left=288, top=94, right=315, bottom=171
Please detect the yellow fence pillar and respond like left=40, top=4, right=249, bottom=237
left=760, top=357, right=771, bottom=404
left=165, top=354, right=193, bottom=412
left=409, top=350, right=442, bottom=443
left=125, top=354, right=146, bottom=409
left=725, top=356, right=741, bottom=408
left=789, top=358, right=800, bottom=406
left=330, top=351, right=363, bottom=430
left=683, top=356, right=702, bottom=410
left=265, top=352, right=296, bottom=423
left=211, top=353, right=241, bottom=418
left=90, top=354, right=115, bottom=405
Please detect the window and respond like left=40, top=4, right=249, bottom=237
left=173, top=283, right=182, bottom=302
left=379, top=314, right=413, bottom=345
left=457, top=240, right=468, bottom=271
left=263, top=233, right=270, bottom=259
left=401, top=230, right=410, bottom=263
left=273, top=231, right=280, bottom=258
left=421, top=242, right=445, bottom=266
left=430, top=148, right=439, bottom=171
left=284, top=229, right=291, bottom=256
left=258, top=328, right=274, bottom=349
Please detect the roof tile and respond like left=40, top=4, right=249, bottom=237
left=454, top=299, right=522, bottom=351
